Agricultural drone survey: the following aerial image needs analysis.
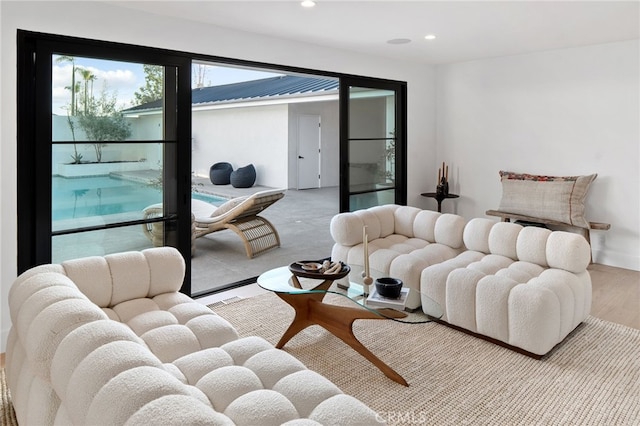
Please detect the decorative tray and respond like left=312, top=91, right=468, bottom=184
left=288, top=260, right=350, bottom=280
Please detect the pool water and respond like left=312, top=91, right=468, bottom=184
left=52, top=176, right=225, bottom=222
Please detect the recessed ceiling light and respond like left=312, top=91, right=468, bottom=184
left=301, top=0, right=316, bottom=7
left=424, top=34, right=437, bottom=40
left=387, top=38, right=412, bottom=45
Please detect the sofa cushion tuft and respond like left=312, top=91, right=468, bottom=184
left=173, top=348, right=234, bottom=385
left=546, top=231, right=591, bottom=272
left=106, top=251, right=151, bottom=305
left=309, top=394, right=381, bottom=425
left=224, top=389, right=299, bottom=426
left=125, top=394, right=234, bottom=426
left=434, top=213, right=466, bottom=249
left=488, top=222, right=522, bottom=260
left=243, top=349, right=307, bottom=389
left=85, top=366, right=196, bottom=425
left=141, top=324, right=202, bottom=362
left=143, top=247, right=185, bottom=296
left=273, top=370, right=342, bottom=418
left=198, top=365, right=264, bottom=412
left=516, top=226, right=551, bottom=266
left=413, top=210, right=441, bottom=242
left=463, top=218, right=494, bottom=253
left=393, top=205, right=421, bottom=237
left=62, top=256, right=112, bottom=307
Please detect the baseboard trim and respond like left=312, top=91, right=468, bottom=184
left=192, top=277, right=258, bottom=299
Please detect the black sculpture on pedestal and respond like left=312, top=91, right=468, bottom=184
left=436, top=161, right=449, bottom=197
left=421, top=161, right=459, bottom=212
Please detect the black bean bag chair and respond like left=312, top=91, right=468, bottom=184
left=230, top=164, right=256, bottom=188
left=210, top=162, right=233, bottom=185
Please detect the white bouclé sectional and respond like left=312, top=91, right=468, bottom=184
left=330, top=205, right=467, bottom=310
left=331, top=205, right=592, bottom=357
left=6, top=247, right=380, bottom=425
left=421, top=218, right=592, bottom=357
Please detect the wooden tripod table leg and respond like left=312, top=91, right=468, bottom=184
left=275, top=287, right=410, bottom=387
left=274, top=278, right=332, bottom=348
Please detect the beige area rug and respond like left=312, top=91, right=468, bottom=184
left=210, top=292, right=640, bottom=426
left=0, top=368, right=17, bottom=426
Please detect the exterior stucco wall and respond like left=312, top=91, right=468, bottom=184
left=192, top=104, right=289, bottom=188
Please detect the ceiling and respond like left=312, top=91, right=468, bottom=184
left=111, top=1, right=639, bottom=65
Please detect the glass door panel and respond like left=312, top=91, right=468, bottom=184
left=51, top=147, right=163, bottom=232
left=341, top=82, right=405, bottom=211
left=49, top=54, right=177, bottom=263
left=52, top=57, right=164, bottom=142
left=17, top=32, right=190, bottom=291
left=52, top=224, right=158, bottom=263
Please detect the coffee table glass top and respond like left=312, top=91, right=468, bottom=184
left=257, top=265, right=443, bottom=324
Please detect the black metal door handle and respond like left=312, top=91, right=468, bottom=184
left=298, top=155, right=304, bottom=159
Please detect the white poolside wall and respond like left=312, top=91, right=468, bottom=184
left=192, top=104, right=289, bottom=188
left=0, top=1, right=638, bottom=351
left=127, top=98, right=341, bottom=190
left=51, top=116, right=162, bottom=176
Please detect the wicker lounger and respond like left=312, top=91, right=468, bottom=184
left=143, top=189, right=285, bottom=258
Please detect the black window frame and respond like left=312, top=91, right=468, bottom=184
left=17, top=30, right=193, bottom=292
left=339, top=75, right=408, bottom=211
left=17, top=30, right=408, bottom=296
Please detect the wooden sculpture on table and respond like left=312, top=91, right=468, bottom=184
left=362, top=226, right=373, bottom=296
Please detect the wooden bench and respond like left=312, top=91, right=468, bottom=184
left=485, top=210, right=610, bottom=261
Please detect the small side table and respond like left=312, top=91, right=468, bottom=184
left=421, top=192, right=459, bottom=213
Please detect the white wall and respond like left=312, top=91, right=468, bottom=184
left=435, top=40, right=640, bottom=270
left=1, top=1, right=436, bottom=350
left=192, top=104, right=289, bottom=188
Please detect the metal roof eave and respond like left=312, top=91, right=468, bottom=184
left=192, top=90, right=339, bottom=111
left=124, top=90, right=339, bottom=116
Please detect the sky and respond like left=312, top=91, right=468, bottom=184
left=52, top=55, right=282, bottom=115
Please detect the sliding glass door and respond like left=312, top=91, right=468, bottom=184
left=17, top=32, right=193, bottom=292
left=17, top=32, right=409, bottom=297
left=339, top=77, right=407, bottom=211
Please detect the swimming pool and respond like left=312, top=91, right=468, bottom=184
left=52, top=176, right=226, bottom=223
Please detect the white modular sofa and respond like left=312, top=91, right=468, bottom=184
left=330, top=205, right=467, bottom=310
left=6, top=247, right=380, bottom=425
left=421, top=218, right=592, bottom=357
left=330, top=205, right=592, bottom=357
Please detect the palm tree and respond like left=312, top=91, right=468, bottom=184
left=55, top=55, right=77, bottom=115
left=63, top=82, right=81, bottom=114
left=77, top=68, right=97, bottom=115
left=89, top=73, right=97, bottom=99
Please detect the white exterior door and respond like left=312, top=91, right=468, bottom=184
left=297, top=114, right=321, bottom=189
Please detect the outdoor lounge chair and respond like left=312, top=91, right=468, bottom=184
left=142, top=188, right=285, bottom=258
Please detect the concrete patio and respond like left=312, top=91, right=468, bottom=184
left=191, top=177, right=339, bottom=295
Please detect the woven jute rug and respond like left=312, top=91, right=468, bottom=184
left=210, top=292, right=640, bottom=426
left=1, top=368, right=17, bottom=426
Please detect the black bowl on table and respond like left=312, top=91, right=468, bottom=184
left=375, top=277, right=403, bottom=299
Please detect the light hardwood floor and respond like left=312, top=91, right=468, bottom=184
left=1, top=264, right=638, bottom=368
left=589, top=263, right=640, bottom=329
